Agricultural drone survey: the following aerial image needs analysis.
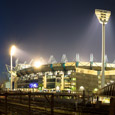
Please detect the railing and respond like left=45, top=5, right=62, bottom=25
left=0, top=91, right=111, bottom=115
left=0, top=91, right=80, bottom=115
left=0, top=92, right=54, bottom=115
left=98, top=82, right=115, bottom=97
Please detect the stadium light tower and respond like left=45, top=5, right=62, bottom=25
left=10, top=45, right=16, bottom=90
left=95, top=9, right=111, bottom=87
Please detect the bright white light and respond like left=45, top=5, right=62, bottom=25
left=10, top=45, right=16, bottom=56
left=67, top=71, right=71, bottom=75
left=104, top=99, right=110, bottom=103
left=95, top=9, right=111, bottom=24
left=33, top=61, right=42, bottom=68
left=107, top=83, right=110, bottom=85
left=56, top=86, right=60, bottom=91
left=94, top=88, right=98, bottom=92
left=79, top=86, right=84, bottom=91
left=110, top=80, right=114, bottom=83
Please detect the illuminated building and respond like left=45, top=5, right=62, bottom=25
left=6, top=54, right=115, bottom=93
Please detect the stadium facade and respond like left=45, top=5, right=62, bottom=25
left=6, top=54, right=115, bottom=93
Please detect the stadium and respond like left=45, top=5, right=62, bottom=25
left=5, top=54, right=115, bottom=94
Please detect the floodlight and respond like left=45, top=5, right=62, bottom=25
left=95, top=9, right=111, bottom=24
left=10, top=45, right=16, bottom=56
left=33, top=61, right=42, bottom=68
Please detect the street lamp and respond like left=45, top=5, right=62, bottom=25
left=10, top=45, right=16, bottom=90
left=95, top=9, right=111, bottom=87
left=79, top=86, right=85, bottom=91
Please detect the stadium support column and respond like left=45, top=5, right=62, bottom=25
left=61, top=72, right=64, bottom=91
left=43, top=73, right=47, bottom=89
left=104, top=54, right=108, bottom=69
left=76, top=53, right=79, bottom=67
left=97, top=71, right=101, bottom=88
left=90, top=54, right=93, bottom=70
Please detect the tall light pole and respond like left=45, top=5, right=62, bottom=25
left=10, top=45, right=16, bottom=90
left=95, top=9, right=111, bottom=88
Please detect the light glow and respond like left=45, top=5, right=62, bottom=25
left=33, top=61, right=42, bottom=68
left=110, top=80, right=114, bottom=83
left=10, top=45, right=16, bottom=56
left=94, top=88, right=98, bottom=92
left=56, top=86, right=60, bottom=91
left=95, top=9, right=111, bottom=24
left=29, top=83, right=38, bottom=88
left=79, top=86, right=84, bottom=91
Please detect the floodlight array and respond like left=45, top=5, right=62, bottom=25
left=95, top=9, right=111, bottom=24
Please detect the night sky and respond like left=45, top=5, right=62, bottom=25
left=0, top=0, right=115, bottom=81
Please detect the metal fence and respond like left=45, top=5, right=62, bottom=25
left=98, top=82, right=115, bottom=97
